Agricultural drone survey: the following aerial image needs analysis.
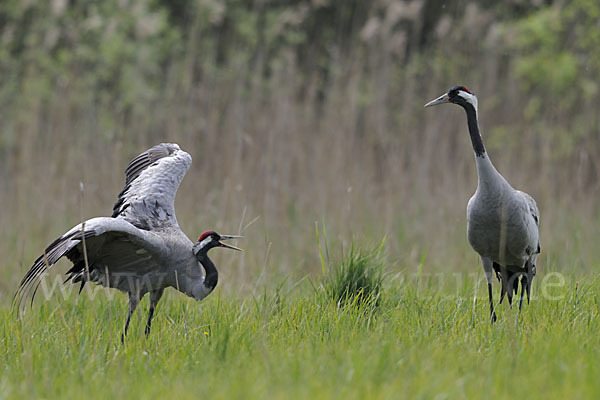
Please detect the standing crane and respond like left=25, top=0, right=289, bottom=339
left=14, top=143, right=242, bottom=341
left=425, top=86, right=540, bottom=322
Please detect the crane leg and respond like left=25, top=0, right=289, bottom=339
left=482, top=257, right=497, bottom=323
left=145, top=289, right=164, bottom=337
left=494, top=263, right=507, bottom=305
left=121, top=293, right=140, bottom=344
left=487, top=283, right=497, bottom=323
left=525, top=258, right=535, bottom=304
left=519, top=274, right=527, bottom=312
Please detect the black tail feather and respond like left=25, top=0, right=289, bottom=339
left=13, top=228, right=97, bottom=312
left=493, top=262, right=526, bottom=307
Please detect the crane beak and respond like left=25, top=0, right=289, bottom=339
left=424, top=93, right=450, bottom=108
left=218, top=235, right=244, bottom=251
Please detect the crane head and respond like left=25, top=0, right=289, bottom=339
left=424, top=85, right=478, bottom=110
left=193, top=231, right=243, bottom=255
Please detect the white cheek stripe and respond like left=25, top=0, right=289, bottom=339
left=458, top=91, right=478, bottom=115
left=199, top=237, right=213, bottom=249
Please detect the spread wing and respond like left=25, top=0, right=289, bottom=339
left=112, top=143, right=192, bottom=230
left=13, top=218, right=167, bottom=310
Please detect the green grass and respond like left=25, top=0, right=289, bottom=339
left=1, top=275, right=599, bottom=399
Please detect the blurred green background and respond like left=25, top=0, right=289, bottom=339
left=1, top=0, right=600, bottom=300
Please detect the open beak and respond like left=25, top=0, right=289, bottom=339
left=424, top=93, right=450, bottom=108
left=218, top=235, right=244, bottom=251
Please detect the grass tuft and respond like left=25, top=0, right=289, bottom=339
left=323, top=241, right=386, bottom=307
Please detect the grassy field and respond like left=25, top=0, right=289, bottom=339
left=1, top=266, right=599, bottom=399
left=2, top=1, right=600, bottom=398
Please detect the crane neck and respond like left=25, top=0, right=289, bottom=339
left=196, top=252, right=218, bottom=292
left=461, top=101, right=508, bottom=192
left=463, top=102, right=486, bottom=158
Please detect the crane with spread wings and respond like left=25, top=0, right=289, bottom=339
left=14, top=143, right=242, bottom=342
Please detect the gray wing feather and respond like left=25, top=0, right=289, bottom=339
left=13, top=218, right=166, bottom=310
left=112, top=143, right=192, bottom=229
left=516, top=190, right=541, bottom=254
left=523, top=192, right=540, bottom=227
